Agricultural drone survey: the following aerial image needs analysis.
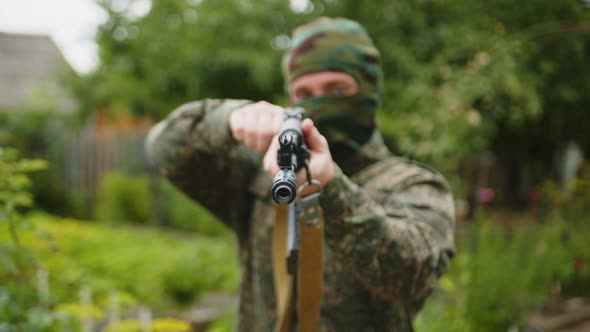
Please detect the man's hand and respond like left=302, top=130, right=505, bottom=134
left=229, top=101, right=285, bottom=154
left=263, top=118, right=335, bottom=195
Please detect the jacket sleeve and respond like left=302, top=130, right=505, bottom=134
left=145, top=99, right=260, bottom=230
left=319, top=159, right=456, bottom=311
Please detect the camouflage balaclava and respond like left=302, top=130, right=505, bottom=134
left=282, top=17, right=383, bottom=153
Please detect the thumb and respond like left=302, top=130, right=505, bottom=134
left=302, top=118, right=329, bottom=153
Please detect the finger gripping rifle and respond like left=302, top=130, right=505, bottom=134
left=272, top=107, right=310, bottom=204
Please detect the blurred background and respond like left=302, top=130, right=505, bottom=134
left=1, top=0, right=589, bottom=331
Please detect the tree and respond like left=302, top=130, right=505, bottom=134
left=76, top=0, right=314, bottom=119
left=73, top=0, right=590, bottom=203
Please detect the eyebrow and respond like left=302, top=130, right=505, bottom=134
left=294, top=80, right=348, bottom=93
left=323, top=81, right=349, bottom=89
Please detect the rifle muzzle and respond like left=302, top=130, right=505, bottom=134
left=272, top=169, right=297, bottom=204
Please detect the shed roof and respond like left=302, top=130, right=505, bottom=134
left=0, top=32, right=73, bottom=110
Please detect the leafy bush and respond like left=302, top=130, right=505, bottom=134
left=416, top=211, right=590, bottom=332
left=540, top=179, right=590, bottom=224
left=96, top=170, right=230, bottom=236
left=160, top=179, right=229, bottom=236
left=96, top=171, right=151, bottom=224
left=0, top=147, right=51, bottom=330
left=1, top=148, right=234, bottom=331
left=1, top=213, right=239, bottom=314
left=0, top=111, right=80, bottom=216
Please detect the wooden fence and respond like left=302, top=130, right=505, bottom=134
left=60, top=113, right=153, bottom=211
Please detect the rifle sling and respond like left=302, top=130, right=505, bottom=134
left=273, top=203, right=293, bottom=332
left=273, top=198, right=324, bottom=332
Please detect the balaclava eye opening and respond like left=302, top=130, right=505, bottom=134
left=282, top=17, right=383, bottom=152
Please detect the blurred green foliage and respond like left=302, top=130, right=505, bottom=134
left=73, top=0, right=590, bottom=170
left=53, top=302, right=106, bottom=330
left=95, top=171, right=230, bottom=235
left=0, top=149, right=236, bottom=330
left=0, top=148, right=237, bottom=330
left=540, top=179, right=590, bottom=223
left=0, top=110, right=80, bottom=216
left=2, top=213, right=239, bottom=312
left=206, top=312, right=236, bottom=332
left=0, top=148, right=51, bottom=330
left=416, top=203, right=590, bottom=331
left=103, top=318, right=192, bottom=332
left=159, top=179, right=230, bottom=236
left=0, top=151, right=236, bottom=329
left=96, top=171, right=151, bottom=223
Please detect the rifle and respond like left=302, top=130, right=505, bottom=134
left=271, top=107, right=310, bottom=275
left=271, top=107, right=310, bottom=205
left=271, top=107, right=323, bottom=332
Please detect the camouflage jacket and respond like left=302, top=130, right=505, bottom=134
left=146, top=99, right=456, bottom=332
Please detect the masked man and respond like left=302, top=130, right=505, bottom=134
left=146, top=17, right=455, bottom=332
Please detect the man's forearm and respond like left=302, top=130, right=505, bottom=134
left=146, top=98, right=259, bottom=226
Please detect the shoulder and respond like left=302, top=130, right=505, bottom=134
left=353, top=156, right=451, bottom=193
left=168, top=98, right=253, bottom=119
left=351, top=156, right=455, bottom=220
left=146, top=98, right=254, bottom=162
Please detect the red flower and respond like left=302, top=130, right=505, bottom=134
left=573, top=257, right=584, bottom=273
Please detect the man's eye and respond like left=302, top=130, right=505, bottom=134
left=329, top=86, right=346, bottom=96
left=296, top=91, right=312, bottom=100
